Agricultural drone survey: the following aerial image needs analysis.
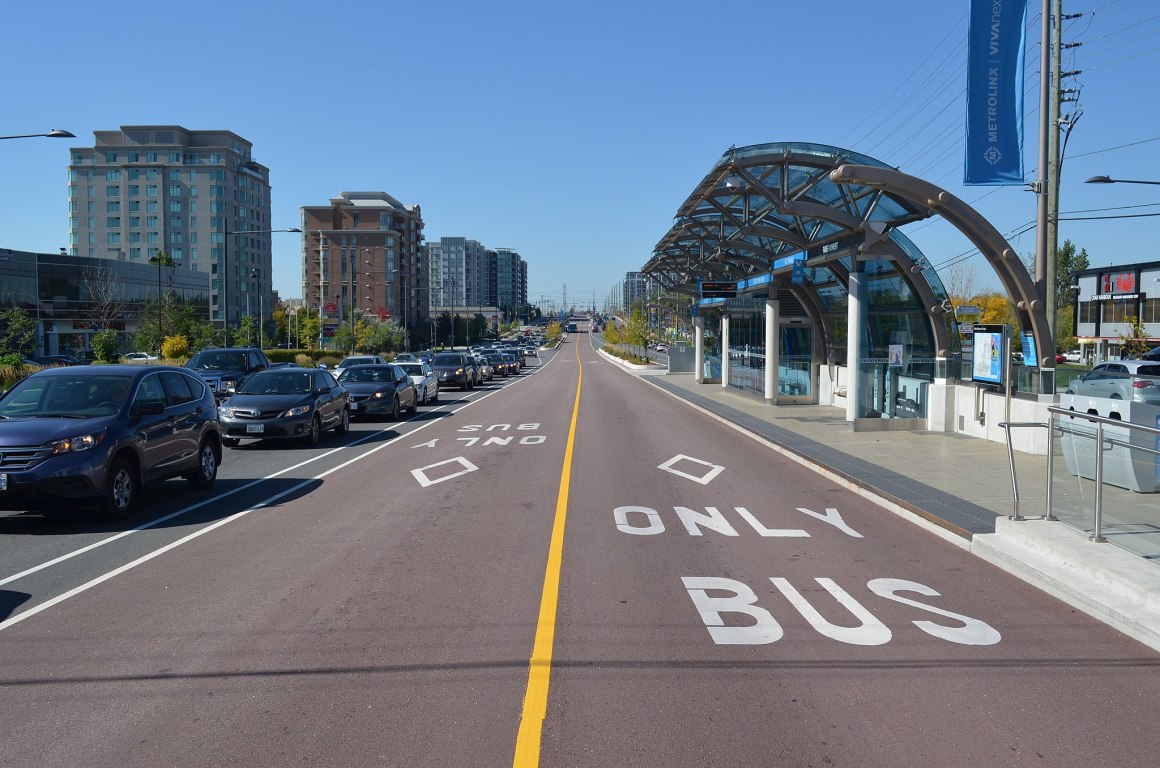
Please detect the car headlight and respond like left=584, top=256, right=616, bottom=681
left=455, top=368, right=464, bottom=375
left=283, top=405, right=312, bottom=417
left=372, top=391, right=385, bottom=399
left=222, top=379, right=237, bottom=391
left=49, top=432, right=104, bottom=455
left=219, top=406, right=234, bottom=418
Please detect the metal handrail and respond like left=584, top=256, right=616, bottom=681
left=998, top=421, right=1050, bottom=520
left=1045, top=406, right=1160, bottom=543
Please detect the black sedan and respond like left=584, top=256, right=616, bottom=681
left=430, top=352, right=476, bottom=390
left=336, top=364, right=417, bottom=420
left=217, top=367, right=349, bottom=447
left=0, top=365, right=221, bottom=520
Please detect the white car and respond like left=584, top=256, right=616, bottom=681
left=122, top=352, right=158, bottom=363
left=396, top=361, right=439, bottom=404
left=1063, top=350, right=1082, bottom=363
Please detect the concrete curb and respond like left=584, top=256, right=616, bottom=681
left=973, top=517, right=1160, bottom=651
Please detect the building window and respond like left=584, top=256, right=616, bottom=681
left=147, top=216, right=158, bottom=227
left=147, top=152, right=158, bottom=163
left=107, top=232, right=121, bottom=244
left=127, top=169, right=139, bottom=180
left=107, top=201, right=121, bottom=212
left=147, top=201, right=158, bottom=213
left=189, top=169, right=197, bottom=180
left=169, top=169, right=181, bottom=180
left=147, top=185, right=158, bottom=197
left=169, top=216, right=182, bottom=228
left=189, top=186, right=198, bottom=197
left=1102, top=299, right=1135, bottom=324
left=169, top=201, right=182, bottom=212
left=128, top=185, right=139, bottom=196
left=211, top=185, right=225, bottom=197
left=170, top=232, right=183, bottom=244
left=130, top=248, right=141, bottom=260
left=128, top=152, right=139, bottom=163
left=105, top=151, right=117, bottom=163
left=107, top=217, right=120, bottom=227
left=1143, top=298, right=1160, bottom=324
left=168, top=185, right=182, bottom=197
left=128, top=201, right=140, bottom=212
left=130, top=232, right=141, bottom=243
left=106, top=169, right=121, bottom=181
left=86, top=185, right=94, bottom=197
left=169, top=151, right=181, bottom=163
left=146, top=168, right=159, bottom=180
left=106, top=185, right=120, bottom=196
left=148, top=232, right=159, bottom=244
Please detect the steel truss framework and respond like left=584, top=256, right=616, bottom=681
left=643, top=142, right=1055, bottom=372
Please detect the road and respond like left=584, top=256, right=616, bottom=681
left=2, top=328, right=1159, bottom=767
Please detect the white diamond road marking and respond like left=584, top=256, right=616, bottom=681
left=658, top=454, right=725, bottom=485
left=412, top=456, right=479, bottom=487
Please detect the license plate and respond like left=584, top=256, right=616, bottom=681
left=350, top=402, right=358, bottom=411
left=0, top=474, right=6, bottom=491
left=246, top=424, right=265, bottom=434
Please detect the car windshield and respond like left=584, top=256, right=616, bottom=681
left=338, top=357, right=375, bottom=368
left=398, top=364, right=424, bottom=376
left=236, top=371, right=313, bottom=395
left=1136, top=365, right=1160, bottom=376
left=341, top=366, right=394, bottom=383
left=0, top=374, right=133, bottom=419
left=432, top=354, right=462, bottom=366
left=187, top=351, right=246, bottom=370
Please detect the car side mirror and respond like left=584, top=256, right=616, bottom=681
left=316, top=386, right=332, bottom=395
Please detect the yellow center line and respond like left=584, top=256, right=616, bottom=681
left=512, top=336, right=583, bottom=767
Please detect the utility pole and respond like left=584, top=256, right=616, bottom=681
left=1045, top=0, right=1063, bottom=338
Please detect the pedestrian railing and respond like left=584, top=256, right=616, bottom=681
left=1002, top=408, right=1160, bottom=562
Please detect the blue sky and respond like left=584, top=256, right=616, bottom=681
left=4, top=0, right=1159, bottom=310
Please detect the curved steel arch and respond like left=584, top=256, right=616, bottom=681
left=830, top=164, right=1054, bottom=366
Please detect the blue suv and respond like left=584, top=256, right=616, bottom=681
left=0, top=365, right=222, bottom=520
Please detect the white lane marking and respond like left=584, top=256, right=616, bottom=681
left=411, top=457, right=479, bottom=487
left=0, top=361, right=552, bottom=590
left=657, top=454, right=725, bottom=485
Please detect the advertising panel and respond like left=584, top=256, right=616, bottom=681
left=972, top=324, right=1006, bottom=385
left=965, top=0, right=1029, bottom=185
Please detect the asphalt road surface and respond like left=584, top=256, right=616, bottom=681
left=3, top=329, right=1159, bottom=767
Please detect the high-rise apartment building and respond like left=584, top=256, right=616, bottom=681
left=300, top=192, right=425, bottom=346
left=624, top=271, right=648, bottom=308
left=67, top=126, right=275, bottom=329
left=426, top=237, right=488, bottom=309
left=491, top=248, right=527, bottom=321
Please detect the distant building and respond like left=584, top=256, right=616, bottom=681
left=624, top=271, right=648, bottom=308
left=1073, top=259, right=1160, bottom=361
left=300, top=192, right=425, bottom=346
left=0, top=247, right=210, bottom=357
left=67, top=125, right=274, bottom=330
left=491, top=248, right=527, bottom=322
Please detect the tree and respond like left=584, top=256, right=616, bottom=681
left=972, top=291, right=1018, bottom=327
left=1055, top=239, right=1090, bottom=308
left=90, top=329, right=120, bottom=362
left=1119, top=317, right=1152, bottom=359
left=81, top=260, right=128, bottom=337
left=236, top=316, right=257, bottom=347
left=0, top=308, right=37, bottom=359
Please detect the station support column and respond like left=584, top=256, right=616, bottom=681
left=721, top=313, right=730, bottom=389
left=765, top=298, right=779, bottom=401
left=694, top=315, right=705, bottom=384
left=846, top=262, right=866, bottom=422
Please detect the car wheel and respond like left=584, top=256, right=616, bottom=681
left=303, top=415, right=323, bottom=445
left=390, top=396, right=401, bottom=421
left=335, top=407, right=350, bottom=434
left=418, top=387, right=427, bottom=406
left=100, top=456, right=139, bottom=522
left=185, top=440, right=218, bottom=490
left=407, top=392, right=418, bottom=414
left=222, top=437, right=240, bottom=447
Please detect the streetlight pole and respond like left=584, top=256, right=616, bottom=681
left=0, top=129, right=74, bottom=140
left=148, top=251, right=174, bottom=350
left=1085, top=176, right=1160, bottom=186
left=223, top=226, right=300, bottom=344
left=249, top=268, right=264, bottom=349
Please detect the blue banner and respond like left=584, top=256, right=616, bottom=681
left=965, top=0, right=1028, bottom=185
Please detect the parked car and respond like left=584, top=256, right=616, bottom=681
left=185, top=347, right=275, bottom=401
left=123, top=352, right=159, bottom=363
left=484, top=352, right=511, bottom=377
left=217, top=367, right=349, bottom=446
left=336, top=354, right=388, bottom=370
left=0, top=365, right=221, bottom=520
left=1065, top=361, right=1160, bottom=405
left=336, top=364, right=417, bottom=420
left=430, top=352, right=475, bottom=390
left=396, top=361, right=440, bottom=404
left=1063, top=350, right=1083, bottom=363
left=34, top=355, right=81, bottom=367
left=473, top=354, right=494, bottom=382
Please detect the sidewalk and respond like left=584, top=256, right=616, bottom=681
left=625, top=364, right=1160, bottom=652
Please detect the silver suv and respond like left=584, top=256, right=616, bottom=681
left=1066, top=361, right=1160, bottom=404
